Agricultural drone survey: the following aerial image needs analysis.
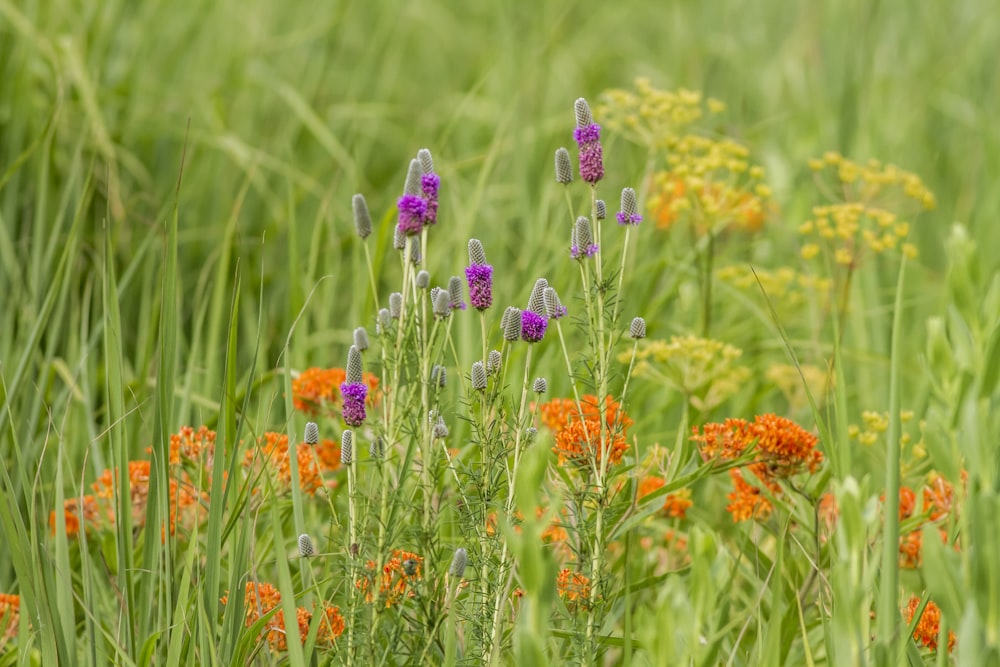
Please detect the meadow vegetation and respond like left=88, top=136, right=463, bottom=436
left=2, top=0, right=1000, bottom=664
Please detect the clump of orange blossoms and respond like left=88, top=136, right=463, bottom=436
left=692, top=414, right=822, bottom=522
left=893, top=471, right=964, bottom=568
left=539, top=395, right=632, bottom=468
left=556, top=568, right=592, bottom=613
left=244, top=432, right=326, bottom=495
left=0, top=593, right=19, bottom=644
left=222, top=581, right=344, bottom=651
left=637, top=476, right=693, bottom=519
left=292, top=367, right=380, bottom=418
left=904, top=596, right=955, bottom=652
left=357, top=550, right=423, bottom=608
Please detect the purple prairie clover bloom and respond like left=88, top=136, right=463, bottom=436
left=465, top=263, right=494, bottom=310
left=397, top=194, right=427, bottom=236
left=340, top=382, right=368, bottom=427
left=616, top=210, right=643, bottom=225
left=421, top=173, right=440, bottom=226
left=571, top=242, right=599, bottom=260
left=573, top=123, right=604, bottom=185
left=616, top=187, right=642, bottom=225
left=520, top=310, right=548, bottom=343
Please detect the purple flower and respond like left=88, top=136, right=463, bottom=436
left=421, top=173, right=440, bottom=226
left=465, top=263, right=494, bottom=310
left=573, top=123, right=604, bottom=185
left=616, top=211, right=642, bottom=225
left=520, top=310, right=548, bottom=343
left=340, top=382, right=368, bottom=427
left=571, top=243, right=599, bottom=259
left=397, top=194, right=427, bottom=236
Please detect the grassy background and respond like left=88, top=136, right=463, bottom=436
left=2, top=0, right=999, bottom=663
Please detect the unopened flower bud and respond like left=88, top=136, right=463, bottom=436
left=352, top=194, right=372, bottom=239
left=486, top=349, right=502, bottom=375
left=527, top=278, right=548, bottom=316
left=304, top=422, right=319, bottom=445
left=629, top=316, right=647, bottom=339
left=298, top=533, right=315, bottom=558
left=574, top=98, right=594, bottom=128
left=341, top=430, right=354, bottom=465
left=595, top=199, right=606, bottom=220
left=378, top=308, right=392, bottom=333
left=389, top=293, right=403, bottom=319
left=404, top=159, right=422, bottom=196
left=502, top=307, right=521, bottom=341
left=417, top=148, right=435, bottom=175
left=346, top=345, right=363, bottom=384
left=416, top=270, right=430, bottom=289
left=433, top=289, right=452, bottom=318
left=369, top=437, right=384, bottom=459
left=471, top=361, right=487, bottom=391
left=433, top=416, right=449, bottom=439
left=468, top=239, right=487, bottom=266
left=533, top=377, right=547, bottom=393
left=448, top=276, right=466, bottom=310
left=431, top=364, right=447, bottom=388
left=353, top=327, right=369, bottom=351
left=449, top=548, right=468, bottom=577
left=555, top=148, right=573, bottom=184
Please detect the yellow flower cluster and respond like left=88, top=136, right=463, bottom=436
left=596, top=77, right=719, bottom=149
left=716, top=265, right=833, bottom=310
left=800, top=153, right=935, bottom=263
left=848, top=410, right=924, bottom=457
left=648, top=136, right=770, bottom=234
left=623, top=336, right=750, bottom=412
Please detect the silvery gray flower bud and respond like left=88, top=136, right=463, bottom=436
left=575, top=217, right=593, bottom=248
left=527, top=278, right=548, bottom=316
left=402, top=558, right=418, bottom=576
left=525, top=427, right=538, bottom=444
left=304, top=422, right=319, bottom=445
left=352, top=194, right=372, bottom=239
left=468, top=239, right=487, bottom=265
left=346, top=345, right=363, bottom=384
left=431, top=364, right=447, bottom=388
left=449, top=548, right=468, bottom=577
left=471, top=361, right=487, bottom=391
left=433, top=289, right=452, bottom=318
left=417, top=148, right=434, bottom=175
left=341, top=430, right=354, bottom=465
left=353, top=327, right=370, bottom=351
left=369, top=437, right=384, bottom=459
left=410, top=243, right=422, bottom=266
left=378, top=308, right=392, bottom=334
left=433, top=416, right=449, bottom=439
left=403, top=158, right=422, bottom=196
left=502, top=306, right=521, bottom=341
left=555, top=148, right=573, bottom=184
left=416, top=270, right=430, bottom=289
left=533, top=377, right=547, bottom=394
left=393, top=224, right=406, bottom=250
left=543, top=287, right=566, bottom=320
left=298, top=533, right=315, bottom=558
left=448, top=276, right=465, bottom=310
left=629, top=316, right=647, bottom=339
left=574, top=98, right=594, bottom=127
left=389, top=293, right=403, bottom=319
left=486, top=349, right=502, bottom=375
left=595, top=199, right=606, bottom=220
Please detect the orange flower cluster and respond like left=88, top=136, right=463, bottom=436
left=894, top=472, right=964, bottom=569
left=692, top=414, right=823, bottom=522
left=556, top=569, right=592, bottom=613
left=904, top=596, right=955, bottom=652
left=539, top=395, right=633, bottom=469
left=292, top=367, right=381, bottom=418
left=244, top=432, right=339, bottom=496
left=50, top=427, right=214, bottom=539
left=358, top=550, right=423, bottom=608
left=223, top=582, right=344, bottom=651
left=637, top=476, right=693, bottom=519
left=0, top=593, right=19, bottom=644
left=651, top=174, right=767, bottom=233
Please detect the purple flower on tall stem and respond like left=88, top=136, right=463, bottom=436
left=520, top=310, right=548, bottom=343
left=421, top=173, right=440, bottom=226
left=616, top=187, right=642, bottom=225
left=573, top=124, right=604, bottom=185
left=397, top=194, right=427, bottom=236
left=465, top=264, right=494, bottom=310
left=340, top=382, right=368, bottom=427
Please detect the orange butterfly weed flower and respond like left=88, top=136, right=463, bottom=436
left=556, top=569, right=592, bottom=613
left=904, top=596, right=955, bottom=652
left=223, top=581, right=344, bottom=651
left=0, top=593, right=19, bottom=643
left=540, top=395, right=632, bottom=468
left=292, top=367, right=381, bottom=418
left=49, top=494, right=102, bottom=537
left=166, top=425, right=216, bottom=467
left=312, top=439, right=342, bottom=473
left=637, top=476, right=693, bottom=519
left=357, top=550, right=423, bottom=608
left=726, top=465, right=782, bottom=522
left=245, top=432, right=324, bottom=495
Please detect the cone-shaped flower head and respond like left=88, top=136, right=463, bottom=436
left=533, top=377, right=547, bottom=393
left=397, top=159, right=427, bottom=236
left=595, top=199, right=607, bottom=220
left=502, top=307, right=522, bottom=341
left=629, top=316, right=647, bottom=339
left=417, top=149, right=440, bottom=226
left=417, top=148, right=435, bottom=175
left=432, top=415, right=449, bottom=439
left=431, top=364, right=447, bottom=388
left=389, top=293, right=403, bottom=319
left=616, top=187, right=642, bottom=225
left=393, top=224, right=406, bottom=250
left=341, top=430, right=354, bottom=464
left=527, top=278, right=548, bottom=316
left=378, top=308, right=392, bottom=334
left=486, top=349, right=502, bottom=375
left=433, top=289, right=452, bottom=318
left=346, top=345, right=363, bottom=384
left=555, top=148, right=573, bottom=184
left=449, top=548, right=468, bottom=577
left=340, top=383, right=367, bottom=427
left=448, top=276, right=466, bottom=310
left=416, top=270, right=430, bottom=290
left=543, top=287, right=567, bottom=320
left=353, top=327, right=370, bottom=351
left=465, top=239, right=494, bottom=311
left=573, top=98, right=603, bottom=185
left=298, top=534, right=315, bottom=558
left=471, top=361, right=487, bottom=391
left=468, top=239, right=487, bottom=265
left=304, top=422, right=319, bottom=445
left=369, top=437, right=384, bottom=459
left=520, top=310, right=548, bottom=343
left=571, top=217, right=598, bottom=259
left=352, top=194, right=372, bottom=239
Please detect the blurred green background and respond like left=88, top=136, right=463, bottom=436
left=3, top=0, right=999, bottom=430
